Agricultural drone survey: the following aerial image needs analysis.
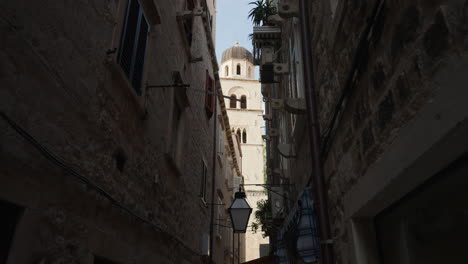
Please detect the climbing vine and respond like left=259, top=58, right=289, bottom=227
left=251, top=199, right=272, bottom=238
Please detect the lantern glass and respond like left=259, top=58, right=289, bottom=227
left=228, top=191, right=252, bottom=233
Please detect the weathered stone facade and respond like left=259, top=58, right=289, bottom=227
left=260, top=0, right=468, bottom=263
left=0, top=0, right=241, bottom=263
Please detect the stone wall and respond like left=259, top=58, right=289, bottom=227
left=303, top=0, right=468, bottom=262
left=0, top=0, right=228, bottom=263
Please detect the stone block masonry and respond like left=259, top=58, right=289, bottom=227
left=0, top=0, right=229, bottom=263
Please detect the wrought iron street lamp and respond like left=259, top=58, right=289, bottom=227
left=228, top=187, right=252, bottom=233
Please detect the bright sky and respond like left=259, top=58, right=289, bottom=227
left=215, top=0, right=254, bottom=64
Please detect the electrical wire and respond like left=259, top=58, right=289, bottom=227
left=0, top=111, right=203, bottom=257
left=319, top=0, right=385, bottom=161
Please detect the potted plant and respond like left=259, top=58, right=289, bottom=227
left=248, top=0, right=277, bottom=26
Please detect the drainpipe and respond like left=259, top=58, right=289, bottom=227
left=209, top=92, right=218, bottom=264
left=299, top=0, right=334, bottom=264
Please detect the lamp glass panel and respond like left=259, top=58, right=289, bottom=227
left=231, top=198, right=250, bottom=209
left=231, top=208, right=251, bottom=231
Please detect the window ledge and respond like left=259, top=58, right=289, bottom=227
left=105, top=59, right=147, bottom=118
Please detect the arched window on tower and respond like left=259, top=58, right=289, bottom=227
left=236, top=64, right=241, bottom=75
left=242, top=129, right=247, bottom=143
left=240, top=95, right=247, bottom=109
left=225, top=65, right=229, bottom=77
left=236, top=129, right=241, bottom=143
left=230, top=94, right=237, bottom=108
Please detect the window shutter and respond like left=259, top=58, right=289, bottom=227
left=205, top=71, right=210, bottom=113
left=183, top=0, right=195, bottom=46
left=230, top=95, right=237, bottom=108
left=131, top=15, right=149, bottom=95
left=205, top=71, right=214, bottom=118
left=118, top=0, right=140, bottom=78
left=211, top=78, right=216, bottom=110
left=118, top=0, right=149, bottom=95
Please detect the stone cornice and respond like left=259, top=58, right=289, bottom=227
left=220, top=78, right=260, bottom=83
left=226, top=108, right=264, bottom=112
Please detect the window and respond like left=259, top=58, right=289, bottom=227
left=240, top=95, right=247, bottom=109
left=200, top=159, right=208, bottom=202
left=230, top=94, right=237, bottom=108
left=236, top=64, right=241, bottom=75
left=118, top=0, right=149, bottom=95
left=183, top=0, right=195, bottom=46
left=225, top=66, right=229, bottom=77
left=205, top=70, right=215, bottom=118
left=0, top=200, right=23, bottom=264
left=375, top=154, right=468, bottom=264
left=236, top=129, right=241, bottom=142
left=242, top=129, right=247, bottom=143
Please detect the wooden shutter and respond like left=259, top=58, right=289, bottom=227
left=118, top=0, right=140, bottom=78
left=205, top=71, right=215, bottom=118
left=230, top=95, right=237, bottom=108
left=131, top=15, right=149, bottom=95
left=241, top=95, right=247, bottom=109
left=183, top=0, right=195, bottom=46
left=200, top=160, right=207, bottom=200
left=118, top=0, right=149, bottom=95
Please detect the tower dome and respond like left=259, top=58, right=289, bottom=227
left=221, top=42, right=254, bottom=64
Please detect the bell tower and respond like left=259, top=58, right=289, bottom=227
left=220, top=42, right=268, bottom=261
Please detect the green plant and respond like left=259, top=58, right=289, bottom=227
left=247, top=0, right=277, bottom=26
left=251, top=199, right=272, bottom=237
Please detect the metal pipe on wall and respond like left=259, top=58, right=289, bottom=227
left=232, top=230, right=235, bottom=264
left=238, top=233, right=241, bottom=264
left=298, top=0, right=335, bottom=263
left=209, top=92, right=218, bottom=264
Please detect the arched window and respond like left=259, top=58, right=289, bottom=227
left=240, top=95, right=247, bottom=109
left=247, top=67, right=251, bottom=77
left=230, top=94, right=237, bottom=108
left=236, top=129, right=241, bottom=142
left=236, top=64, right=241, bottom=75
left=225, top=65, right=229, bottom=76
left=242, top=129, right=247, bottom=143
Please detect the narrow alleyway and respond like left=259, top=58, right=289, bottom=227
left=1, top=0, right=468, bottom=264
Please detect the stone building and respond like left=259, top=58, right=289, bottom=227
left=220, top=43, right=269, bottom=262
left=254, top=0, right=468, bottom=263
left=0, top=0, right=244, bottom=263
